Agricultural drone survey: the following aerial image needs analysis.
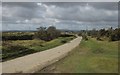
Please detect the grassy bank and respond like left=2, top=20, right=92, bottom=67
left=2, top=36, right=76, bottom=62
left=38, top=37, right=118, bottom=73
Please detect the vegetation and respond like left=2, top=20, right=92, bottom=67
left=2, top=37, right=75, bottom=61
left=2, top=32, right=34, bottom=40
left=87, top=27, right=120, bottom=41
left=2, top=28, right=76, bottom=62
left=35, top=26, right=61, bottom=41
left=2, top=26, right=61, bottom=41
left=30, top=36, right=75, bottom=52
left=38, top=37, right=118, bottom=73
left=78, top=31, right=88, bottom=41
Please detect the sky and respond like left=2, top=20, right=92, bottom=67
left=1, top=2, right=118, bottom=31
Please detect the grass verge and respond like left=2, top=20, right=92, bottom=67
left=2, top=36, right=76, bottom=62
left=38, top=37, right=118, bottom=73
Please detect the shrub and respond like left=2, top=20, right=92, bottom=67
left=60, top=34, right=73, bottom=37
left=96, top=37, right=102, bottom=41
left=2, top=45, right=35, bottom=61
left=35, top=26, right=61, bottom=41
left=61, top=40, right=67, bottom=43
left=109, top=34, right=120, bottom=41
left=82, top=35, right=88, bottom=41
left=2, top=34, right=34, bottom=40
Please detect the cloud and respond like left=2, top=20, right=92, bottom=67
left=2, top=2, right=41, bottom=23
left=2, top=2, right=118, bottom=30
left=0, top=2, right=1, bottom=31
left=43, top=2, right=118, bottom=10
left=42, top=2, right=118, bottom=22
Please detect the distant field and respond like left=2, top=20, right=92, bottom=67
left=38, top=37, right=118, bottom=73
left=2, top=32, right=76, bottom=62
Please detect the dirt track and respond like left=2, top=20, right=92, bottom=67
left=2, top=36, right=82, bottom=73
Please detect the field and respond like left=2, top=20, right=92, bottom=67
left=1, top=32, right=76, bottom=62
left=38, top=37, right=119, bottom=73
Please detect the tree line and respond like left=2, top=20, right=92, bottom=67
left=2, top=34, right=34, bottom=40
left=78, top=27, right=120, bottom=41
left=2, top=26, right=61, bottom=41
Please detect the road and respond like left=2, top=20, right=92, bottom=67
left=2, top=36, right=82, bottom=73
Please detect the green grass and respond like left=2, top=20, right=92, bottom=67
left=2, top=36, right=75, bottom=61
left=30, top=36, right=75, bottom=51
left=11, top=39, right=45, bottom=47
left=39, top=37, right=118, bottom=73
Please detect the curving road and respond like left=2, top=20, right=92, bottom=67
left=2, top=36, right=82, bottom=73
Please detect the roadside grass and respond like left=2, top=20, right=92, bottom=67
left=30, top=37, right=74, bottom=51
left=2, top=36, right=75, bottom=62
left=12, top=39, right=45, bottom=47
left=39, top=37, right=118, bottom=73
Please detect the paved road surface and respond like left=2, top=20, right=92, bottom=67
left=2, top=36, right=82, bottom=73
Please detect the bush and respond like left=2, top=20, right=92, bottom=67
left=2, top=45, right=35, bottom=61
left=109, top=34, right=120, bottom=41
left=78, top=33, right=82, bottom=36
left=60, top=34, right=73, bottom=37
left=2, top=45, right=27, bottom=53
left=82, top=35, right=88, bottom=41
left=2, top=34, right=34, bottom=40
left=35, top=26, right=61, bottom=41
left=96, top=37, right=102, bottom=41
left=61, top=40, right=67, bottom=43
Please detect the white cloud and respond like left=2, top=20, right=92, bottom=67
left=24, top=19, right=29, bottom=23
left=37, top=3, right=42, bottom=6
left=16, top=20, right=21, bottom=23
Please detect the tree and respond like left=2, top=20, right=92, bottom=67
left=47, top=26, right=60, bottom=40
left=35, top=26, right=61, bottom=41
left=35, top=27, right=48, bottom=40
